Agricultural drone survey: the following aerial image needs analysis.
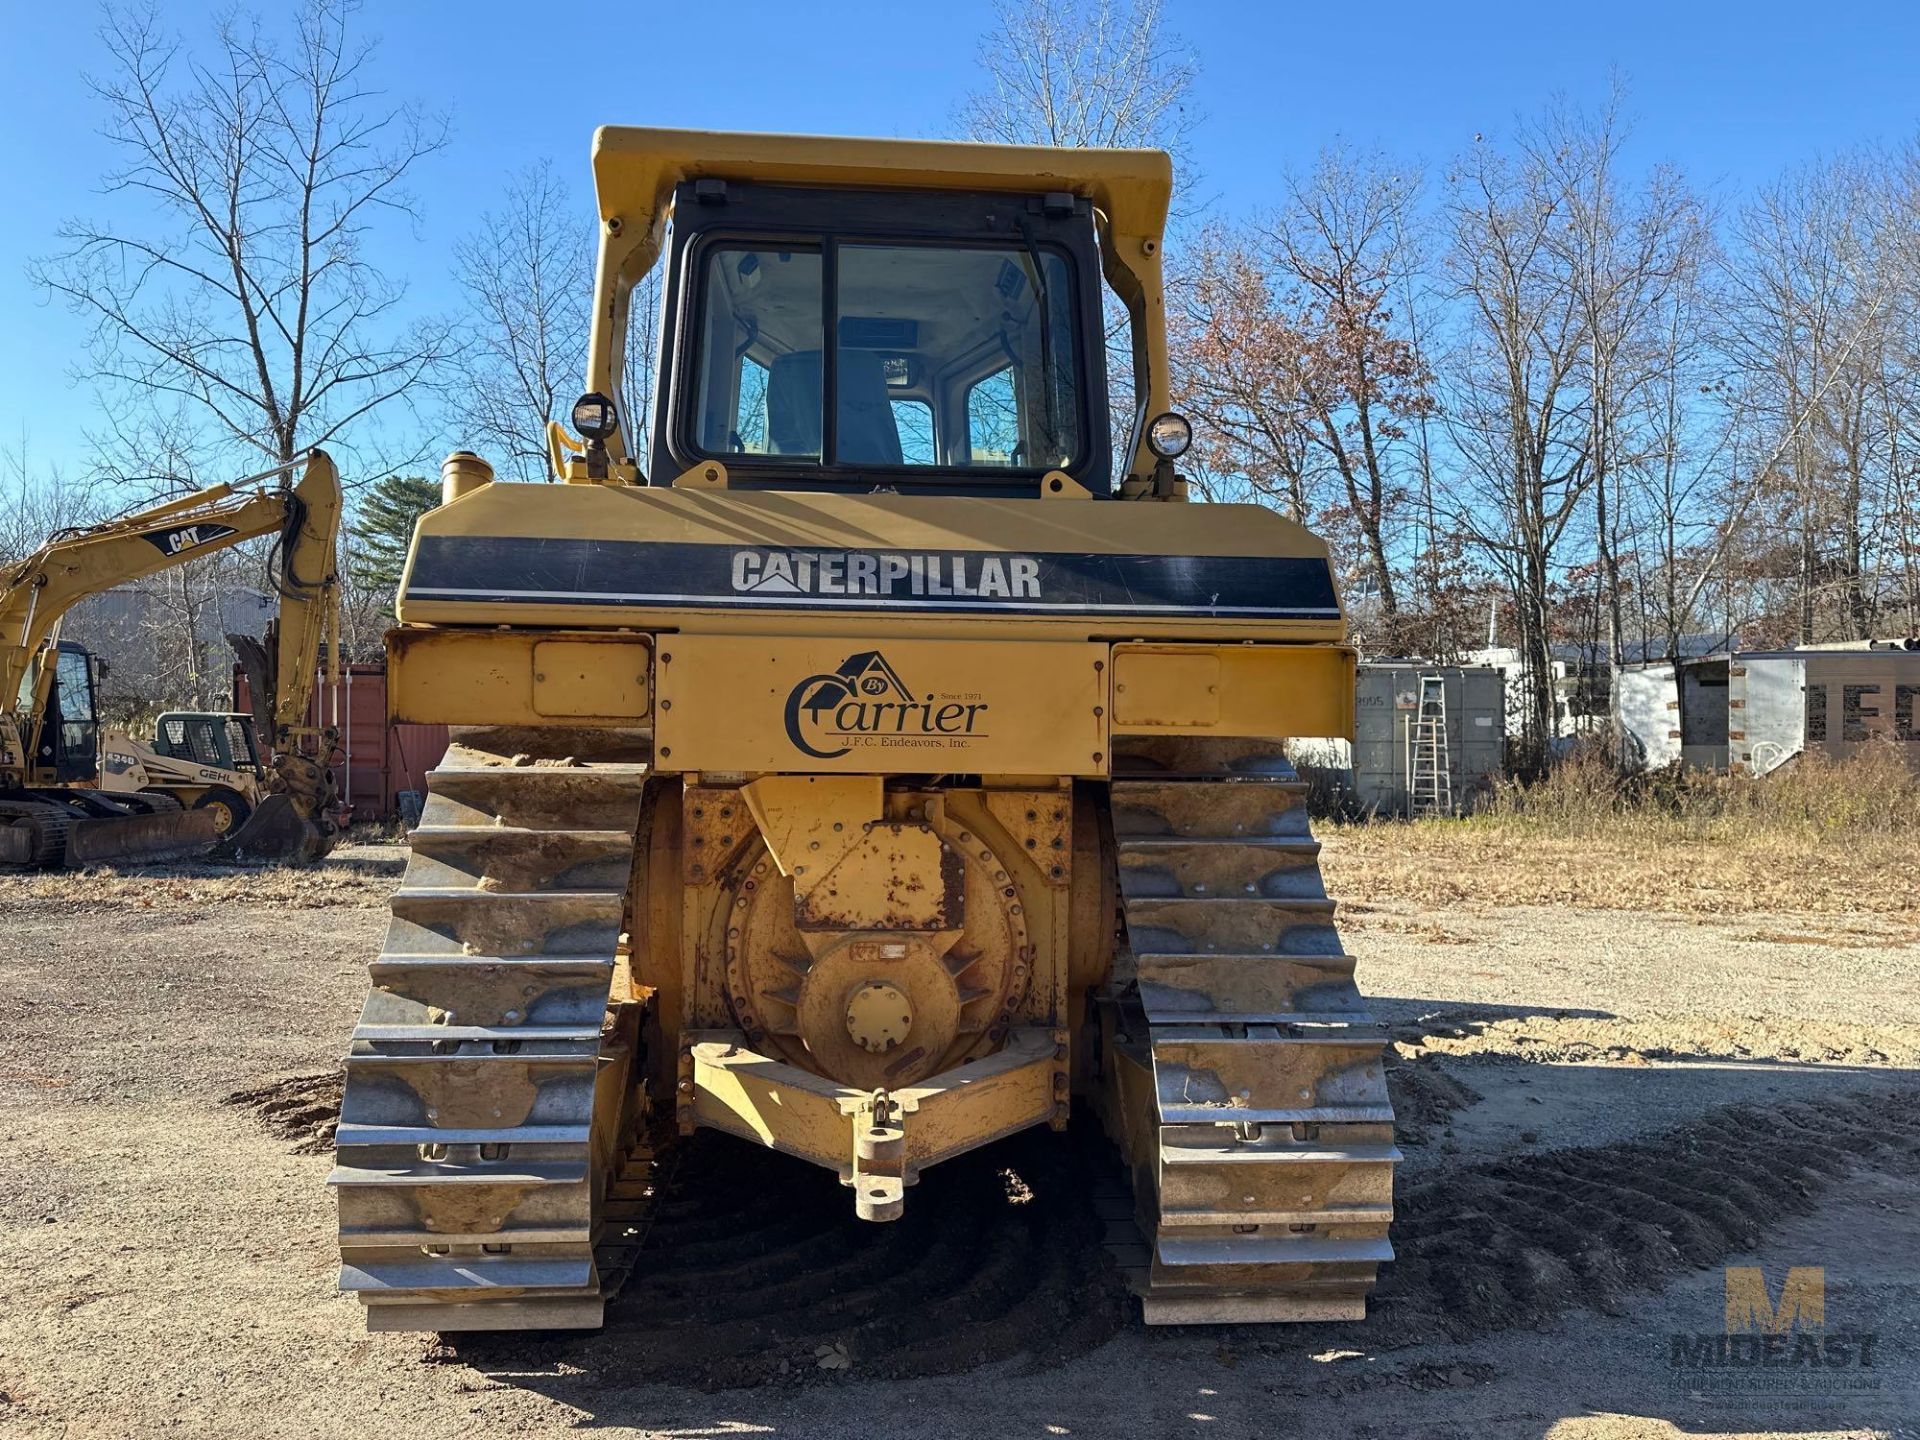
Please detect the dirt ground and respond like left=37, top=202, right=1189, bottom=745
left=2, top=838, right=1916, bottom=1440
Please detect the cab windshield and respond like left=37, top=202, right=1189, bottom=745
left=690, top=241, right=1081, bottom=472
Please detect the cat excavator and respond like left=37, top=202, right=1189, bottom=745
left=0, top=451, right=345, bottom=867
left=332, top=130, right=1394, bottom=1332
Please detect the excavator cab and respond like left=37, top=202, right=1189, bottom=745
left=39, top=641, right=102, bottom=785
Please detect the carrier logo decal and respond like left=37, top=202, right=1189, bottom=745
left=783, top=650, right=990, bottom=760
left=140, top=522, right=239, bottom=557
left=734, top=549, right=1041, bottom=600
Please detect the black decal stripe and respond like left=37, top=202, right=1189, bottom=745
left=405, top=536, right=1341, bottom=618
left=405, top=588, right=1339, bottom=617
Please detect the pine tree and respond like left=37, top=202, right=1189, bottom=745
left=349, top=475, right=441, bottom=590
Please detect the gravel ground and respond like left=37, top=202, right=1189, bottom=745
left=1, top=839, right=1915, bottom=1439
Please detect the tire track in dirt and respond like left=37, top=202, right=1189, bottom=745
left=226, top=1071, right=1920, bottom=1386
left=441, top=1125, right=1133, bottom=1391
left=1362, top=1086, right=1920, bottom=1345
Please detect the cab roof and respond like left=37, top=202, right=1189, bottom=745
left=590, top=126, right=1172, bottom=241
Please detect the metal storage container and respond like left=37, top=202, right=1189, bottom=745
left=1348, top=663, right=1505, bottom=815
left=1615, top=657, right=1729, bottom=772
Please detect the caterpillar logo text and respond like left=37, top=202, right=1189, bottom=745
left=140, top=522, right=239, bottom=557
left=783, top=651, right=990, bottom=760
left=733, top=549, right=1040, bottom=600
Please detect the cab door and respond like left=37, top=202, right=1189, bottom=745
left=42, top=643, right=101, bottom=784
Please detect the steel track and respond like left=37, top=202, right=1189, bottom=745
left=331, top=727, right=650, bottom=1331
left=1101, top=738, right=1398, bottom=1322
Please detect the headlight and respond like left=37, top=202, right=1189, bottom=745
left=571, top=392, right=619, bottom=442
left=1146, top=412, right=1193, bottom=459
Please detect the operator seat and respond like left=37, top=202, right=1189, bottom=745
left=836, top=350, right=904, bottom=465
left=764, top=349, right=903, bottom=464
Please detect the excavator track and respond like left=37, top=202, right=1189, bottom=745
left=0, top=799, right=73, bottom=868
left=1101, top=738, right=1398, bottom=1324
left=331, top=727, right=652, bottom=1331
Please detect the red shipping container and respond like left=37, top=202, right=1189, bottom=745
left=233, top=662, right=448, bottom=822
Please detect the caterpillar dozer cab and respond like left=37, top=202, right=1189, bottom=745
left=1, top=452, right=346, bottom=867
left=333, top=129, right=1396, bottom=1331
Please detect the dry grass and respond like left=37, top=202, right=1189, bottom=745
left=6, top=752, right=1914, bottom=921
left=0, top=842, right=402, bottom=909
left=1323, top=746, right=1920, bottom=917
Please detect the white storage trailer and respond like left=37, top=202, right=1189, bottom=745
left=1731, top=647, right=1920, bottom=775
left=1614, top=657, right=1731, bottom=771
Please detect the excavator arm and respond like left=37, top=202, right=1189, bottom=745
left=0, top=451, right=344, bottom=863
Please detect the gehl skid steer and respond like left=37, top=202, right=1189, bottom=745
left=332, top=130, right=1396, bottom=1331
left=1, top=453, right=345, bottom=867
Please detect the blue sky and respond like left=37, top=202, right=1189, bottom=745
left=3, top=0, right=1918, bottom=479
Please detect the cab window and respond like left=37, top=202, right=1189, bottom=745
left=694, top=247, right=824, bottom=458
left=965, top=366, right=1020, bottom=465
left=53, top=647, right=97, bottom=771
left=686, top=239, right=1080, bottom=473
left=891, top=398, right=935, bottom=465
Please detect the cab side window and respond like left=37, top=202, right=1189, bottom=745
left=891, top=399, right=935, bottom=465
left=965, top=366, right=1020, bottom=466
left=693, top=247, right=824, bottom=459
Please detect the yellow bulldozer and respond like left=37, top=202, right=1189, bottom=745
left=1, top=453, right=346, bottom=867
left=332, top=129, right=1395, bottom=1331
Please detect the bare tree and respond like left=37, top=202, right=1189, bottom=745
left=1874, top=150, right=1920, bottom=637
left=33, top=0, right=451, bottom=474
left=960, top=0, right=1201, bottom=457
left=447, top=161, right=592, bottom=481
left=1275, top=151, right=1432, bottom=629
left=0, top=439, right=111, bottom=564
left=1533, top=93, right=1709, bottom=672
left=1720, top=156, right=1891, bottom=644
left=1441, top=133, right=1593, bottom=756
left=958, top=0, right=1199, bottom=162
left=1171, top=149, right=1434, bottom=647
left=1622, top=278, right=1736, bottom=661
